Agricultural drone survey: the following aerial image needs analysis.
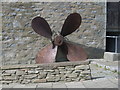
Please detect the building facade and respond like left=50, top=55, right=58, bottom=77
left=1, top=2, right=109, bottom=65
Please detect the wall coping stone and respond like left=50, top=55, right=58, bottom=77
left=1, top=60, right=90, bottom=70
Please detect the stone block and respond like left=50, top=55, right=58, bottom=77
left=21, top=79, right=31, bottom=84
left=2, top=81, right=13, bottom=84
left=3, top=76, right=18, bottom=80
left=66, top=71, right=72, bottom=74
left=75, top=65, right=89, bottom=70
left=104, top=52, right=120, bottom=61
left=65, top=67, right=75, bottom=71
left=5, top=70, right=16, bottom=74
left=38, top=73, right=47, bottom=79
left=57, top=67, right=65, bottom=69
left=28, top=70, right=39, bottom=74
left=44, top=70, right=54, bottom=72
left=46, top=76, right=55, bottom=82
left=16, top=70, right=25, bottom=75
left=73, top=70, right=82, bottom=73
left=54, top=75, right=61, bottom=82
left=32, top=79, right=47, bottom=83
left=81, top=70, right=90, bottom=75
left=2, top=73, right=11, bottom=76
left=59, top=71, right=67, bottom=74
left=24, top=74, right=38, bottom=79
left=65, top=73, right=78, bottom=78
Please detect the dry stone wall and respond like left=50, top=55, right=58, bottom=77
left=2, top=2, right=106, bottom=65
left=1, top=61, right=91, bottom=84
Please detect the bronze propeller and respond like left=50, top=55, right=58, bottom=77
left=31, top=13, right=88, bottom=63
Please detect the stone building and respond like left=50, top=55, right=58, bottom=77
left=1, top=2, right=119, bottom=65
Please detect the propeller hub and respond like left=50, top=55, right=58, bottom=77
left=54, top=35, right=64, bottom=46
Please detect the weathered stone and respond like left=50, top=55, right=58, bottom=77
left=104, top=52, right=120, bottom=61
left=60, top=70, right=67, bottom=74
left=28, top=70, right=39, bottom=74
left=24, top=74, right=38, bottom=79
left=54, top=75, right=61, bottom=82
left=5, top=70, right=16, bottom=74
left=73, top=70, right=82, bottom=73
left=2, top=81, right=13, bottom=84
left=65, top=73, right=78, bottom=78
left=44, top=70, right=54, bottom=72
left=66, top=71, right=72, bottom=74
left=38, top=73, right=47, bottom=79
left=16, top=70, right=25, bottom=75
left=55, top=70, right=60, bottom=75
left=75, top=65, right=90, bottom=70
left=83, top=75, right=91, bottom=80
left=65, top=68, right=75, bottom=71
left=21, top=79, right=31, bottom=84
left=32, top=79, right=47, bottom=83
left=0, top=76, right=2, bottom=80
left=3, top=76, right=18, bottom=80
left=65, top=78, right=72, bottom=82
left=47, top=74, right=55, bottom=77
left=81, top=70, right=90, bottom=75
left=72, top=78, right=80, bottom=81
left=58, top=67, right=65, bottom=69
left=35, top=67, right=43, bottom=70
left=46, top=76, right=55, bottom=82
left=12, top=80, right=18, bottom=83
left=2, top=73, right=11, bottom=76
left=60, top=76, right=66, bottom=81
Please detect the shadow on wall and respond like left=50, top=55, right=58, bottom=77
left=55, top=40, right=105, bottom=62
left=70, top=42, right=105, bottom=59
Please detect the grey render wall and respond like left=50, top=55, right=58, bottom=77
left=2, top=2, right=106, bottom=65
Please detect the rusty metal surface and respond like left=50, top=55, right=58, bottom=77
left=65, top=41, right=88, bottom=61
left=61, top=13, right=82, bottom=36
left=31, top=13, right=87, bottom=64
left=53, top=35, right=64, bottom=46
left=36, top=44, right=57, bottom=63
left=31, top=17, right=52, bottom=39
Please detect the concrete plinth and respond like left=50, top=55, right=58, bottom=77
left=104, top=52, right=120, bottom=61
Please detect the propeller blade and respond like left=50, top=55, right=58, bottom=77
left=36, top=44, right=58, bottom=63
left=61, top=13, right=82, bottom=36
left=55, top=43, right=69, bottom=62
left=64, top=41, right=87, bottom=61
left=31, top=17, right=52, bottom=39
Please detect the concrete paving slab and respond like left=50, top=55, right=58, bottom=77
left=107, top=78, right=118, bottom=85
left=1, top=88, right=13, bottom=90
left=82, top=80, right=100, bottom=88
left=36, top=83, right=52, bottom=88
left=52, top=82, right=67, bottom=88
left=91, top=59, right=119, bottom=72
left=52, top=88, right=67, bottom=90
left=65, top=81, right=85, bottom=88
left=2, top=89, right=36, bottom=90
left=2, top=84, right=14, bottom=88
left=90, top=62, right=118, bottom=79
left=67, top=88, right=89, bottom=90
left=93, top=78, right=118, bottom=88
left=36, top=88, right=52, bottom=90
left=12, top=83, right=37, bottom=88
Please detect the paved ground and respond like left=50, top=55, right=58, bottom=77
left=0, top=78, right=119, bottom=89
left=1, top=59, right=119, bottom=89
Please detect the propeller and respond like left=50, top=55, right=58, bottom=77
left=31, top=13, right=88, bottom=63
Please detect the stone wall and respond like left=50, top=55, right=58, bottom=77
left=2, top=2, right=106, bottom=65
left=1, top=61, right=91, bottom=84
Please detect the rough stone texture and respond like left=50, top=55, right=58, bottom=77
left=2, top=2, right=106, bottom=65
left=0, top=61, right=91, bottom=84
left=104, top=52, right=120, bottom=61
